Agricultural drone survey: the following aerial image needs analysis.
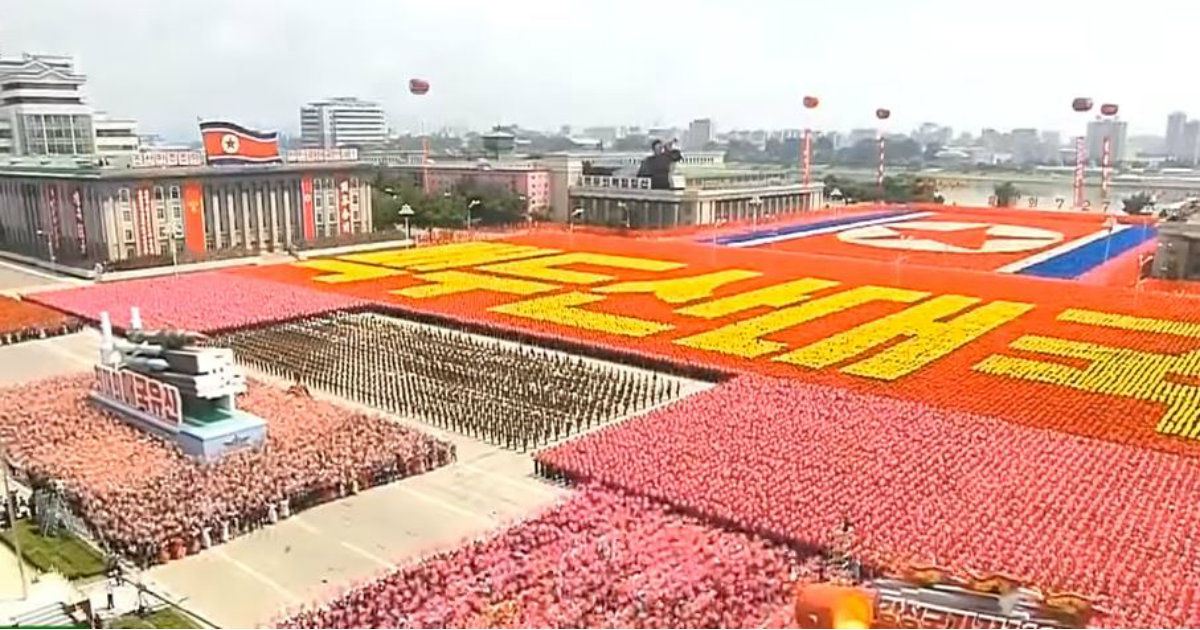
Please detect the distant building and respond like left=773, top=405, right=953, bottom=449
left=847, top=129, right=878, bottom=146
left=685, top=119, right=714, bottom=150
left=1010, top=128, right=1040, bottom=164
left=1166, top=111, right=1188, bottom=161
left=93, top=113, right=139, bottom=157
left=1040, top=131, right=1062, bottom=163
left=0, top=52, right=141, bottom=160
left=1182, top=121, right=1200, bottom=166
left=1086, top=119, right=1128, bottom=164
left=913, top=123, right=952, bottom=147
left=300, top=97, right=387, bottom=150
left=582, top=126, right=620, bottom=144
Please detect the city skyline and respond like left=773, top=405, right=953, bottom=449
left=3, top=0, right=1198, bottom=141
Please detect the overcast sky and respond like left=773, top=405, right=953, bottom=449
left=1, top=0, right=1195, bottom=140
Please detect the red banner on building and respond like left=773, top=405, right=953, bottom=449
left=46, top=186, right=60, bottom=242
left=182, top=181, right=206, bottom=254
left=337, top=178, right=352, bottom=234
left=135, top=187, right=157, bottom=257
left=71, top=188, right=86, bottom=256
left=301, top=176, right=315, bottom=241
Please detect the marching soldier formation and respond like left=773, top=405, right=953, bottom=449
left=220, top=312, right=683, bottom=450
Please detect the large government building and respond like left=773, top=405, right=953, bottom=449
left=0, top=150, right=374, bottom=268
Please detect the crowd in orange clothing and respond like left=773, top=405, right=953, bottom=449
left=0, top=374, right=453, bottom=565
left=279, top=484, right=816, bottom=629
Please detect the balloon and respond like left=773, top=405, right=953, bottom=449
left=1100, top=103, right=1119, bottom=116
left=1072, top=97, right=1094, bottom=112
left=409, top=79, right=430, bottom=96
left=875, top=108, right=891, bottom=120
left=803, top=96, right=820, bottom=109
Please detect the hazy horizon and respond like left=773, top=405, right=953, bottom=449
left=2, top=0, right=1196, bottom=141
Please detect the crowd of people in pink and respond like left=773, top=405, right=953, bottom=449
left=29, top=271, right=366, bottom=333
left=536, top=376, right=1200, bottom=627
left=278, top=483, right=815, bottom=629
left=0, top=374, right=453, bottom=565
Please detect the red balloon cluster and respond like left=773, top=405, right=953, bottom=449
left=802, top=96, right=820, bottom=109
left=0, top=374, right=453, bottom=565
left=278, top=483, right=817, bottom=629
left=874, top=108, right=891, bottom=120
left=537, top=376, right=1200, bottom=627
left=1072, top=97, right=1094, bottom=112
left=409, top=79, right=430, bottom=96
left=1100, top=103, right=1120, bottom=116
left=0, top=296, right=81, bottom=346
left=30, top=271, right=367, bottom=334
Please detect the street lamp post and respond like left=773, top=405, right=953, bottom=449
left=467, top=199, right=481, bottom=237
left=36, top=229, right=56, bottom=267
left=398, top=203, right=415, bottom=242
left=569, top=207, right=584, bottom=233
left=1, top=447, right=28, bottom=600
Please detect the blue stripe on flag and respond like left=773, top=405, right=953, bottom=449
left=1019, top=225, right=1157, bottom=279
left=709, top=209, right=914, bottom=246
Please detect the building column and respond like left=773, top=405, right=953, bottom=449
left=254, top=189, right=266, bottom=252
left=360, top=179, right=372, bottom=233
left=225, top=189, right=237, bottom=247
left=282, top=185, right=293, bottom=247
left=210, top=190, right=223, bottom=249
left=269, top=186, right=280, bottom=250
left=241, top=189, right=252, bottom=249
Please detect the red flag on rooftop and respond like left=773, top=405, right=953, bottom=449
left=199, top=120, right=282, bottom=166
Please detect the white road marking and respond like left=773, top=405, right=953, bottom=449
left=726, top=212, right=934, bottom=248
left=0, top=259, right=85, bottom=284
left=994, top=225, right=1130, bottom=274
left=339, top=541, right=397, bottom=570
left=213, top=548, right=302, bottom=605
left=37, top=337, right=97, bottom=366
left=457, top=462, right=561, bottom=498
left=395, top=484, right=494, bottom=524
left=288, top=515, right=323, bottom=535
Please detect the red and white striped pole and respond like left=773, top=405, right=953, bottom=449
left=1070, top=98, right=1094, bottom=210
left=1098, top=103, right=1119, bottom=205
left=877, top=134, right=886, bottom=192
left=1073, top=137, right=1087, bottom=208
left=874, top=108, right=891, bottom=198
left=1101, top=135, right=1111, bottom=202
left=801, top=96, right=819, bottom=188
left=803, top=129, right=812, bottom=187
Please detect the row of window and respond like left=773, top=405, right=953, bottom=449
left=3, top=96, right=84, bottom=106
left=0, top=82, right=78, bottom=91
left=21, top=114, right=93, bottom=155
left=114, top=185, right=183, bottom=245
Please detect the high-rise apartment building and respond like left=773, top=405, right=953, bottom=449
left=1085, top=119, right=1128, bottom=165
left=685, top=119, right=713, bottom=150
left=300, top=97, right=387, bottom=149
left=1166, top=111, right=1188, bottom=160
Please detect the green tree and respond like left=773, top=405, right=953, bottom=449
left=994, top=181, right=1020, bottom=207
left=1122, top=192, right=1154, bottom=215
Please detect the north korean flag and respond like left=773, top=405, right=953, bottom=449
left=200, top=120, right=282, bottom=165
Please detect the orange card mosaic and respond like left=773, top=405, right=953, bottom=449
left=239, top=232, right=1200, bottom=455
